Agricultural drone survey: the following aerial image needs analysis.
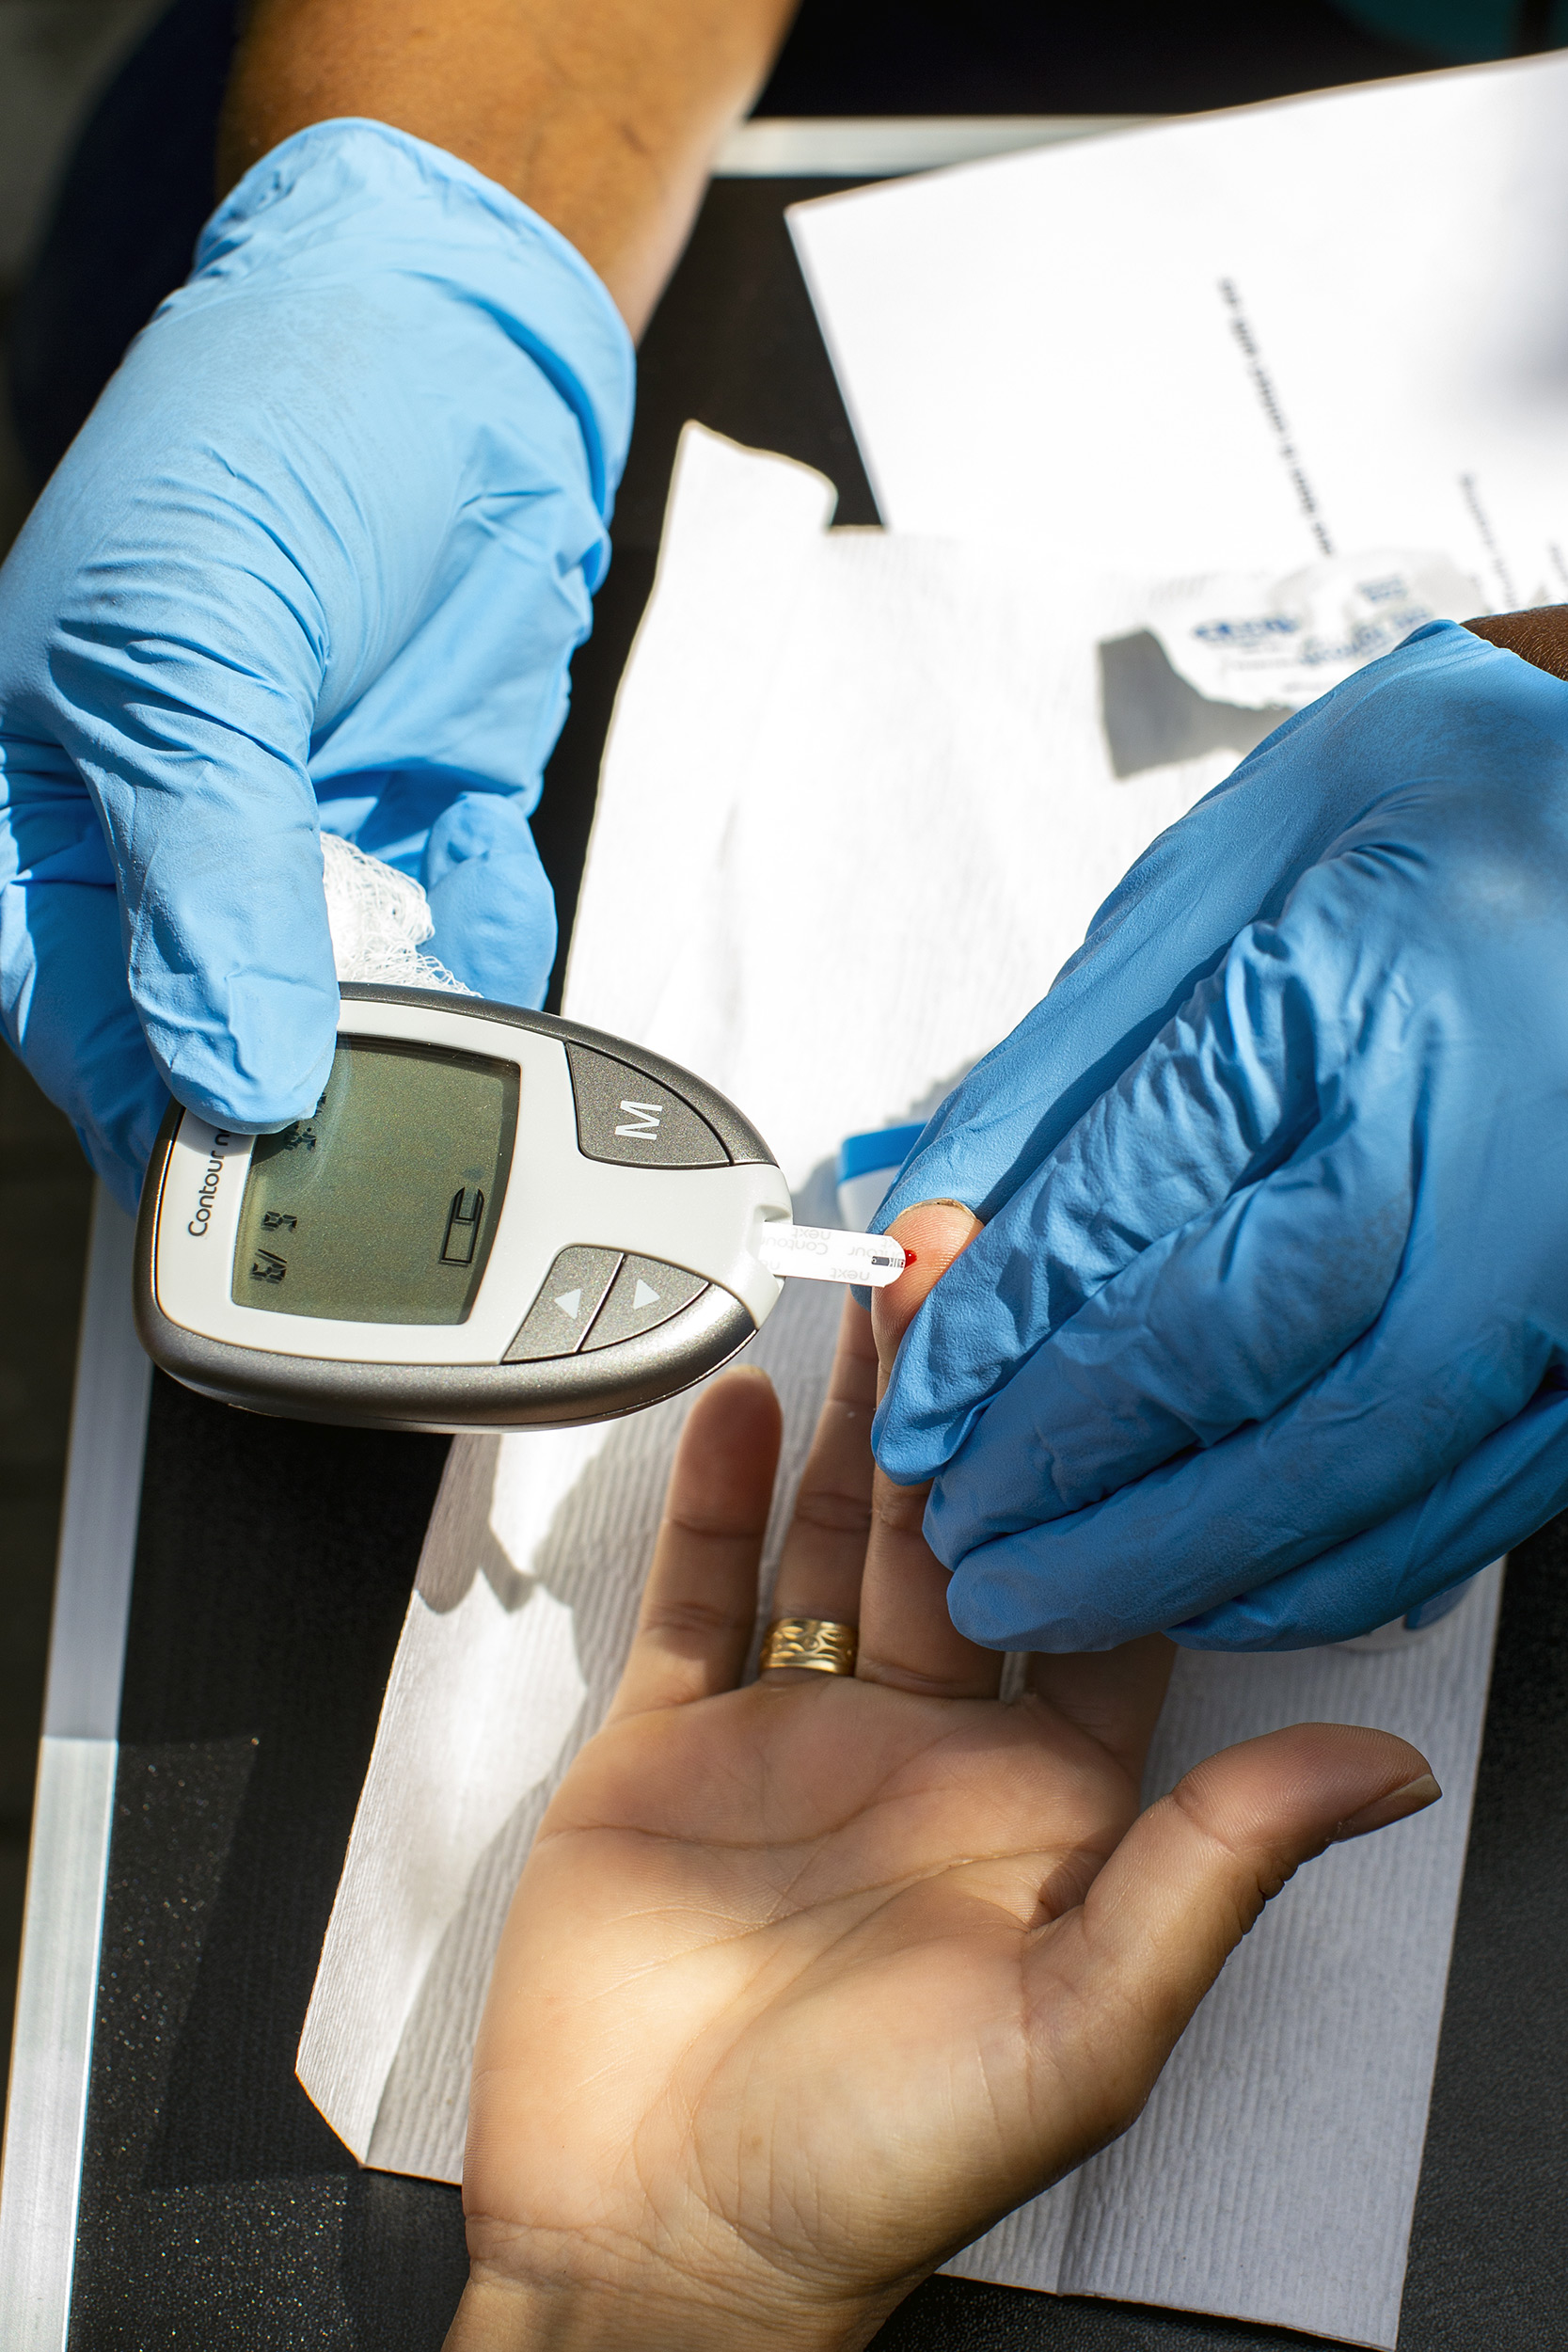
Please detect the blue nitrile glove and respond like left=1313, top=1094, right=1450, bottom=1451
left=0, top=119, right=632, bottom=1214
left=872, top=620, right=1568, bottom=1651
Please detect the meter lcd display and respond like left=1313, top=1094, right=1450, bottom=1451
left=232, top=1039, right=518, bottom=1324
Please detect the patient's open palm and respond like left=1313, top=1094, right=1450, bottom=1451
left=481, top=1615, right=1157, bottom=2326
left=453, top=1277, right=1436, bottom=2352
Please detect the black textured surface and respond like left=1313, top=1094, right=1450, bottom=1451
left=758, top=0, right=1436, bottom=117
left=7, top=0, right=245, bottom=486
left=69, top=1373, right=460, bottom=2347
left=874, top=2279, right=1338, bottom=2349
left=1395, top=1516, right=1568, bottom=2348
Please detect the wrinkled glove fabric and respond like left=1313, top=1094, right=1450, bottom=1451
left=874, top=622, right=1568, bottom=1652
left=0, top=119, right=633, bottom=1211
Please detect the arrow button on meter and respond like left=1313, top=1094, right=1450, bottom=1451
left=504, top=1247, right=623, bottom=1362
left=584, top=1255, right=707, bottom=1351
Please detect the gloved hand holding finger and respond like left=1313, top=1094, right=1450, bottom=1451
left=874, top=619, right=1568, bottom=1649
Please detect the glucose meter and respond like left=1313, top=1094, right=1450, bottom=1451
left=134, top=985, right=905, bottom=1435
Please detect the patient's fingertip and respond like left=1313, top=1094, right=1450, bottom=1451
left=697, top=1362, right=776, bottom=1403
left=710, top=1363, right=781, bottom=1425
left=676, top=1364, right=782, bottom=1467
left=872, top=1200, right=984, bottom=1371
left=1332, top=1772, right=1442, bottom=1841
left=887, top=1200, right=983, bottom=1265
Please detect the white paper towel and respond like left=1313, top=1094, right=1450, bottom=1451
left=298, top=429, right=1501, bottom=2346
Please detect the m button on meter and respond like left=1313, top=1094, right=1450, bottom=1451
left=565, top=1043, right=728, bottom=1168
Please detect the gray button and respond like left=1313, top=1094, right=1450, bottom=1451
left=566, top=1044, right=728, bottom=1168
left=504, top=1247, right=622, bottom=1362
left=582, top=1256, right=707, bottom=1351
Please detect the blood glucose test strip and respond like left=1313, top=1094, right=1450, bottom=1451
left=752, top=1225, right=906, bottom=1286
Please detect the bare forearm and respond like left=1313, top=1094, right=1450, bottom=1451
left=218, top=0, right=799, bottom=333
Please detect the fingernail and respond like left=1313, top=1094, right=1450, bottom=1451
left=1333, top=1772, right=1442, bottom=1842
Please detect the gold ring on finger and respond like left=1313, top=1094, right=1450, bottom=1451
left=759, top=1615, right=859, bottom=1676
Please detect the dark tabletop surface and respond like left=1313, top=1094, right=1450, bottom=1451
left=17, top=3, right=1565, bottom=2344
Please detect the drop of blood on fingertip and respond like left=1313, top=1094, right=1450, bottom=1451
left=900, top=1248, right=916, bottom=1267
